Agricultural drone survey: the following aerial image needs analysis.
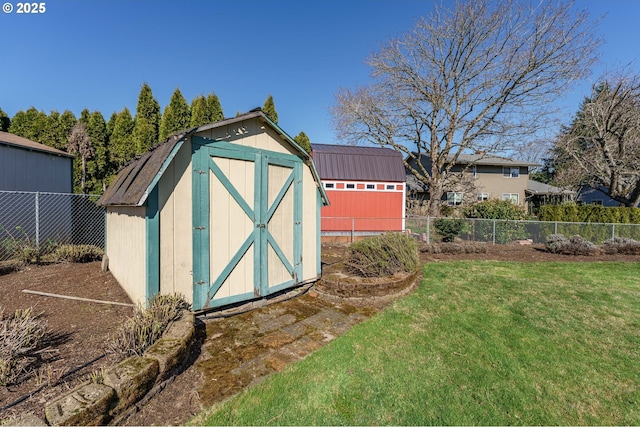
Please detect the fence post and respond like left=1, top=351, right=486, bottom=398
left=554, top=222, right=557, bottom=234
left=426, top=216, right=430, bottom=243
left=612, top=223, right=615, bottom=240
left=492, top=219, right=496, bottom=245
left=35, top=191, right=40, bottom=263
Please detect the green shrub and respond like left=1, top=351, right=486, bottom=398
left=345, top=233, right=419, bottom=278
left=463, top=199, right=529, bottom=221
left=539, top=203, right=640, bottom=224
left=107, top=293, right=191, bottom=361
left=54, top=244, right=103, bottom=263
left=433, top=218, right=468, bottom=242
left=0, top=307, right=48, bottom=386
left=463, top=200, right=529, bottom=244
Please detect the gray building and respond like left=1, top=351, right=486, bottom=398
left=0, top=131, right=73, bottom=192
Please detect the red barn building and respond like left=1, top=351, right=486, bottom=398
left=311, top=144, right=406, bottom=239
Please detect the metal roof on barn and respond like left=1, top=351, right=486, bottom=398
left=0, top=131, right=74, bottom=158
left=311, top=143, right=406, bottom=182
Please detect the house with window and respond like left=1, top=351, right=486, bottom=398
left=311, top=144, right=406, bottom=238
left=406, top=153, right=538, bottom=209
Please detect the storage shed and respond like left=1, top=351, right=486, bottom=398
left=98, top=110, right=328, bottom=311
left=311, top=144, right=406, bottom=235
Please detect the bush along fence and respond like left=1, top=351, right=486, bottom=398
left=0, top=191, right=105, bottom=262
left=322, top=216, right=640, bottom=244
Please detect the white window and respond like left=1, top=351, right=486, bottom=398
left=477, top=193, right=489, bottom=201
left=502, top=193, right=519, bottom=204
left=346, top=183, right=355, bottom=189
left=366, top=184, right=375, bottom=190
left=386, top=184, right=395, bottom=190
left=447, top=192, right=463, bottom=206
left=325, top=183, right=334, bottom=189
left=503, top=167, right=519, bottom=178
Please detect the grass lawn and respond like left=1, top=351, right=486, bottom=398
left=193, top=261, right=640, bottom=425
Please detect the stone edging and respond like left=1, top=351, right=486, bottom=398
left=15, top=310, right=195, bottom=426
left=314, top=270, right=421, bottom=306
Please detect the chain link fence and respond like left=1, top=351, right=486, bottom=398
left=323, top=216, right=640, bottom=244
left=0, top=191, right=105, bottom=261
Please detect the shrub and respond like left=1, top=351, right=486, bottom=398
left=433, top=218, right=468, bottom=242
left=545, top=233, right=570, bottom=254
left=54, top=244, right=103, bottom=263
left=0, top=307, right=48, bottom=386
left=107, top=293, right=191, bottom=360
left=463, top=200, right=529, bottom=244
left=545, top=234, right=597, bottom=255
left=602, top=237, right=640, bottom=255
left=345, top=233, right=419, bottom=278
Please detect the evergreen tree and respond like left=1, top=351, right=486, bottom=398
left=206, top=93, right=224, bottom=122
left=190, top=95, right=209, bottom=128
left=109, top=108, right=135, bottom=168
left=133, top=83, right=161, bottom=154
left=85, top=111, right=110, bottom=194
left=9, top=107, right=49, bottom=142
left=293, top=131, right=311, bottom=153
left=56, top=110, right=77, bottom=150
left=79, top=108, right=91, bottom=125
left=0, top=108, right=11, bottom=132
left=262, top=95, right=278, bottom=123
left=159, top=88, right=190, bottom=141
left=68, top=122, right=94, bottom=193
left=106, top=112, right=118, bottom=139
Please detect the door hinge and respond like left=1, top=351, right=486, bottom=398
left=194, top=226, right=207, bottom=230
left=194, top=280, right=207, bottom=285
left=257, top=223, right=266, bottom=228
left=194, top=169, right=207, bottom=175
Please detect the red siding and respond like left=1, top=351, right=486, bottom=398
left=321, top=190, right=404, bottom=231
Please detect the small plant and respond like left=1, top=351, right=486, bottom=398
left=88, top=368, right=105, bottom=384
left=345, top=233, right=419, bottom=278
left=602, top=237, right=640, bottom=255
left=0, top=307, right=48, bottom=386
left=433, top=218, right=468, bottom=242
left=545, top=234, right=597, bottom=256
left=1, top=226, right=38, bottom=264
left=54, top=244, right=103, bottom=263
left=545, top=233, right=570, bottom=254
left=107, top=293, right=191, bottom=361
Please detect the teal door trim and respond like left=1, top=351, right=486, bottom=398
left=191, top=136, right=304, bottom=310
left=145, top=186, right=160, bottom=305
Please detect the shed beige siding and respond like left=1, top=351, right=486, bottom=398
left=158, top=139, right=193, bottom=301
left=302, top=166, right=320, bottom=281
left=105, top=207, right=146, bottom=305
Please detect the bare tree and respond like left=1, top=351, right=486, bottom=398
left=554, top=72, right=640, bottom=207
left=68, top=122, right=95, bottom=194
left=332, top=0, right=600, bottom=215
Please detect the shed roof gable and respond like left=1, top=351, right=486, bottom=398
left=98, top=110, right=327, bottom=206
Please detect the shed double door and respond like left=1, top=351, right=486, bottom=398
left=192, top=137, right=302, bottom=310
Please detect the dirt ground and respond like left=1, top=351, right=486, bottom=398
left=1, top=243, right=639, bottom=425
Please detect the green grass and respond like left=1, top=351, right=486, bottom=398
left=193, top=261, right=640, bottom=425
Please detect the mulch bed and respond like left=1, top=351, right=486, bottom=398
left=0, top=262, right=134, bottom=423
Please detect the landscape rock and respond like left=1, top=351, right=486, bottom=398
left=45, top=382, right=115, bottom=426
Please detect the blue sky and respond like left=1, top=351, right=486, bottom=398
left=1, top=0, right=639, bottom=146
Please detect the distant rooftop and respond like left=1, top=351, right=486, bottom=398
left=0, top=131, right=73, bottom=157
left=311, top=143, right=406, bottom=182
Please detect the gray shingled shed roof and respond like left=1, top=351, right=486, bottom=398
left=311, top=144, right=406, bottom=182
left=0, top=131, right=74, bottom=158
left=98, top=110, right=327, bottom=207
left=526, top=180, right=576, bottom=195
